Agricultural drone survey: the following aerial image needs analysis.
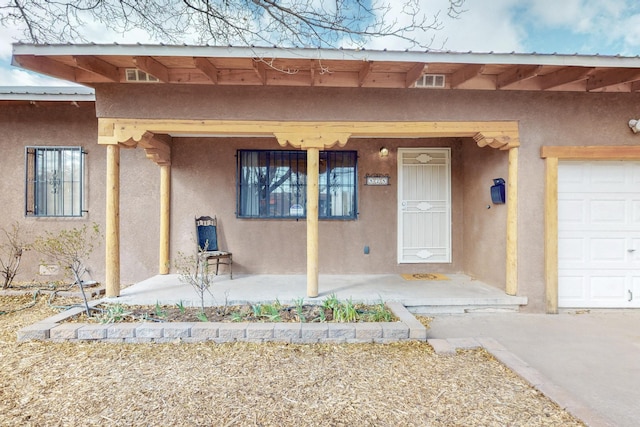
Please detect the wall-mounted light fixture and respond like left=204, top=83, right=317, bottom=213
left=491, top=178, right=506, bottom=204
left=379, top=147, right=389, bottom=158
left=629, top=119, right=640, bottom=134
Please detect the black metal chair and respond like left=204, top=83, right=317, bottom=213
left=195, top=215, right=232, bottom=279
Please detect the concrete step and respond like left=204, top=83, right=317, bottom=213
left=405, top=296, right=528, bottom=315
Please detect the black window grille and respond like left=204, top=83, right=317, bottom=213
left=237, top=150, right=357, bottom=219
left=25, top=146, right=85, bottom=217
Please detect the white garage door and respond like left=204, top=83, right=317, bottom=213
left=558, top=161, right=640, bottom=308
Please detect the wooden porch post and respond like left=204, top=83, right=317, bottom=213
left=105, top=144, right=121, bottom=297
left=505, top=146, right=518, bottom=296
left=306, top=147, right=320, bottom=298
left=159, top=164, right=171, bottom=274
left=274, top=131, right=350, bottom=298
left=544, top=156, right=559, bottom=313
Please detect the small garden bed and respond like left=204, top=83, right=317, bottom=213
left=69, top=296, right=399, bottom=324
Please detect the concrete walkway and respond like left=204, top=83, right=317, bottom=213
left=428, top=311, right=640, bottom=427
left=107, top=273, right=527, bottom=313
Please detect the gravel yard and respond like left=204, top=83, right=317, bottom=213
left=0, top=294, right=584, bottom=426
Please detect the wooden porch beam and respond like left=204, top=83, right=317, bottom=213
left=193, top=57, right=219, bottom=84
left=538, top=66, right=593, bottom=90
left=13, top=55, right=77, bottom=82
left=496, top=65, right=542, bottom=89
left=358, top=61, right=372, bottom=87
left=97, top=118, right=521, bottom=143
left=405, top=63, right=426, bottom=88
left=274, top=131, right=351, bottom=149
left=587, top=68, right=640, bottom=91
left=473, top=131, right=520, bottom=150
left=450, top=64, right=484, bottom=88
left=133, top=56, right=169, bottom=83
left=138, top=132, right=172, bottom=165
left=309, top=60, right=316, bottom=86
left=541, top=145, right=640, bottom=159
left=73, top=55, right=120, bottom=82
left=253, top=60, right=267, bottom=84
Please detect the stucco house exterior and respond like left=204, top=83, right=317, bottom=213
left=3, top=43, right=640, bottom=313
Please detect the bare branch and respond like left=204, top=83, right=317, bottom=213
left=1, top=0, right=465, bottom=49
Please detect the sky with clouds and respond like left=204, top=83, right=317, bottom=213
left=1, top=0, right=640, bottom=86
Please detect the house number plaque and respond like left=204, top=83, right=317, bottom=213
left=365, top=174, right=390, bottom=186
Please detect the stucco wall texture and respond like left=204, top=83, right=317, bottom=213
left=0, top=101, right=160, bottom=287
left=3, top=85, right=639, bottom=312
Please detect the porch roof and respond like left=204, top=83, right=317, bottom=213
left=0, top=85, right=95, bottom=101
left=12, top=43, right=640, bottom=93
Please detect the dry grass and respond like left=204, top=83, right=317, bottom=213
left=0, top=294, right=584, bottom=426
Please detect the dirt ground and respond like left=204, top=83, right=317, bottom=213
left=0, top=294, right=585, bottom=426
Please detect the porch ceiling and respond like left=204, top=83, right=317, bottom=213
left=12, top=44, right=640, bottom=93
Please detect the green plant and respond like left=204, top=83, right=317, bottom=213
left=258, top=303, right=281, bottom=322
left=322, top=294, right=359, bottom=322
left=251, top=304, right=262, bottom=318
left=333, top=298, right=358, bottom=322
left=0, top=222, right=30, bottom=289
left=230, top=311, right=244, bottom=322
left=294, top=297, right=306, bottom=323
left=368, top=301, right=394, bottom=322
left=98, top=303, right=132, bottom=324
left=154, top=301, right=167, bottom=319
left=32, top=223, right=101, bottom=317
left=322, top=293, right=340, bottom=311
left=176, top=300, right=186, bottom=314
left=196, top=311, right=208, bottom=322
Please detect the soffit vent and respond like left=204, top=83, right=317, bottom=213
left=415, top=74, right=446, bottom=88
left=125, top=68, right=159, bottom=82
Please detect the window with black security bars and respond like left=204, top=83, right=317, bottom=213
left=237, top=150, right=357, bottom=219
left=25, top=146, right=85, bottom=217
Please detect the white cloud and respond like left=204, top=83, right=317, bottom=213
left=365, top=0, right=526, bottom=52
left=0, top=65, right=76, bottom=86
left=433, top=0, right=525, bottom=52
left=1, top=24, right=75, bottom=85
left=513, top=0, right=639, bottom=54
left=620, top=14, right=640, bottom=48
left=1, top=23, right=23, bottom=59
left=526, top=0, right=584, bottom=27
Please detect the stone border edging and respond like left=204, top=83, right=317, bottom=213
left=427, top=337, right=615, bottom=427
left=17, top=301, right=427, bottom=344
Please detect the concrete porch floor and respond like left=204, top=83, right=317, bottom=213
left=105, top=274, right=527, bottom=314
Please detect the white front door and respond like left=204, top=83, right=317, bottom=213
left=558, top=161, right=640, bottom=308
left=397, top=148, right=451, bottom=263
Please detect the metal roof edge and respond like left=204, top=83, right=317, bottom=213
left=11, top=43, right=640, bottom=68
left=0, top=86, right=95, bottom=101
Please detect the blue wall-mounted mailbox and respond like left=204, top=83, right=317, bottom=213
left=491, top=178, right=506, bottom=204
